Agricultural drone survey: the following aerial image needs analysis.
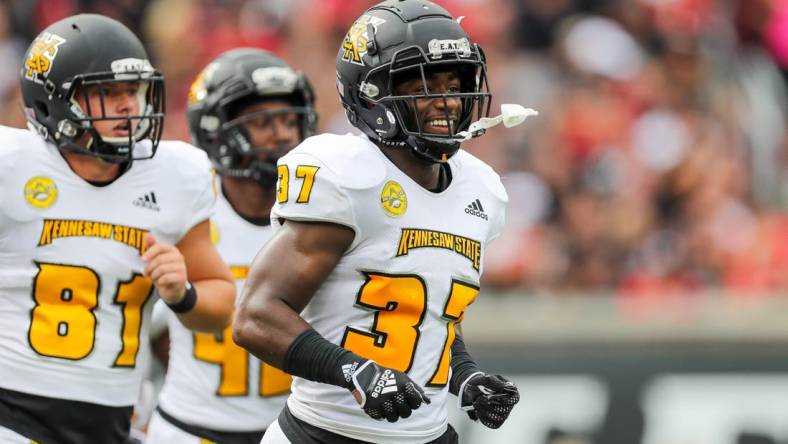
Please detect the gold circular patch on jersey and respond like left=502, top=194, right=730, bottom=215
left=24, top=176, right=58, bottom=209
left=380, top=180, right=407, bottom=217
left=209, top=221, right=220, bottom=245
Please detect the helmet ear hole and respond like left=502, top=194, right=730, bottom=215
left=34, top=100, right=50, bottom=118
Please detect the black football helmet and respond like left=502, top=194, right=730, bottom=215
left=335, top=0, right=491, bottom=163
left=187, top=48, right=317, bottom=186
left=20, top=14, right=164, bottom=163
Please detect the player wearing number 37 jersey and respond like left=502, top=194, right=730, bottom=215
left=235, top=1, right=521, bottom=443
left=0, top=14, right=234, bottom=444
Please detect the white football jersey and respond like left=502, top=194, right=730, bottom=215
left=155, top=182, right=290, bottom=432
left=0, top=126, right=215, bottom=407
left=272, top=133, right=507, bottom=444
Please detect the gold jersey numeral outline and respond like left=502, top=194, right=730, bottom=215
left=28, top=262, right=154, bottom=367
left=277, top=164, right=319, bottom=205
left=193, top=325, right=291, bottom=397
left=340, top=272, right=479, bottom=386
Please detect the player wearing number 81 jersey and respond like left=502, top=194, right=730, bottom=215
left=0, top=14, right=235, bottom=444
left=0, top=129, right=212, bottom=405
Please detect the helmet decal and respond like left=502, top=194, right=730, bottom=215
left=188, top=62, right=219, bottom=106
left=427, top=38, right=472, bottom=59
left=251, top=66, right=299, bottom=94
left=110, top=58, right=154, bottom=77
left=340, top=15, right=386, bottom=66
left=24, top=32, right=66, bottom=84
left=188, top=71, right=207, bottom=106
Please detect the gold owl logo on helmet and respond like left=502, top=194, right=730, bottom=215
left=340, top=15, right=386, bottom=66
left=24, top=32, right=66, bottom=84
left=187, top=70, right=208, bottom=106
left=380, top=180, right=407, bottom=217
left=188, top=62, right=220, bottom=106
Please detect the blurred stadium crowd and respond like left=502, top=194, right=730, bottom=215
left=2, top=0, right=787, bottom=296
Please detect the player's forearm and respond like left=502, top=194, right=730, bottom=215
left=233, top=295, right=312, bottom=368
left=174, top=278, right=234, bottom=333
left=449, top=334, right=482, bottom=395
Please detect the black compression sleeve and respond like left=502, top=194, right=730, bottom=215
left=449, top=334, right=482, bottom=395
left=282, top=329, right=367, bottom=389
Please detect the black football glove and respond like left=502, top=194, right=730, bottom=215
left=348, top=360, right=430, bottom=422
left=459, top=372, right=519, bottom=429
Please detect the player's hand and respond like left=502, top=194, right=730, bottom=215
left=349, top=360, right=430, bottom=422
left=459, top=372, right=519, bottom=429
left=142, top=234, right=188, bottom=304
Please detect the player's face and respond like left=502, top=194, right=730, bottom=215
left=237, top=100, right=301, bottom=157
left=73, top=81, right=143, bottom=140
left=394, top=69, right=462, bottom=135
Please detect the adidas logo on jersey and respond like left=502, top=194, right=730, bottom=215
left=371, top=369, right=398, bottom=398
left=465, top=199, right=488, bottom=220
left=133, top=192, right=160, bottom=212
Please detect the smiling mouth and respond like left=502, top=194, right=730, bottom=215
left=423, top=117, right=456, bottom=134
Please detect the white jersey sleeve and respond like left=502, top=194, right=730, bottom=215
left=0, top=126, right=31, bottom=231
left=465, top=152, right=508, bottom=243
left=274, top=151, right=356, bottom=228
left=272, top=134, right=387, bottom=249
left=157, top=140, right=216, bottom=239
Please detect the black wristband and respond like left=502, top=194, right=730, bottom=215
left=166, top=281, right=197, bottom=313
left=449, top=335, right=481, bottom=396
left=283, top=329, right=366, bottom=389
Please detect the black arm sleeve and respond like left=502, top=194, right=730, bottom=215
left=282, top=329, right=367, bottom=390
left=449, top=334, right=482, bottom=395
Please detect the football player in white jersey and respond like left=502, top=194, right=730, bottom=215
left=0, top=14, right=235, bottom=444
left=234, top=1, right=521, bottom=443
left=145, top=48, right=318, bottom=444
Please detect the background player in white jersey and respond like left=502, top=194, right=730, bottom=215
left=145, top=48, right=318, bottom=444
left=234, top=1, right=521, bottom=443
left=0, top=14, right=235, bottom=444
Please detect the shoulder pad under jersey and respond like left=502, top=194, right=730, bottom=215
left=154, top=140, right=214, bottom=179
left=151, top=140, right=215, bottom=237
left=452, top=150, right=508, bottom=204
left=287, top=133, right=387, bottom=191
left=0, top=125, right=42, bottom=162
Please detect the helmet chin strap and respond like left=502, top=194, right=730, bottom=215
left=223, top=160, right=278, bottom=187
left=454, top=104, right=538, bottom=141
left=412, top=136, right=459, bottom=163
left=249, top=160, right=278, bottom=186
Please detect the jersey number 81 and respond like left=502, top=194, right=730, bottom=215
left=29, top=262, right=153, bottom=367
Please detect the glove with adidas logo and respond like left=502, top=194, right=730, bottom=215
left=458, top=372, right=519, bottom=429
left=346, top=360, right=430, bottom=422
